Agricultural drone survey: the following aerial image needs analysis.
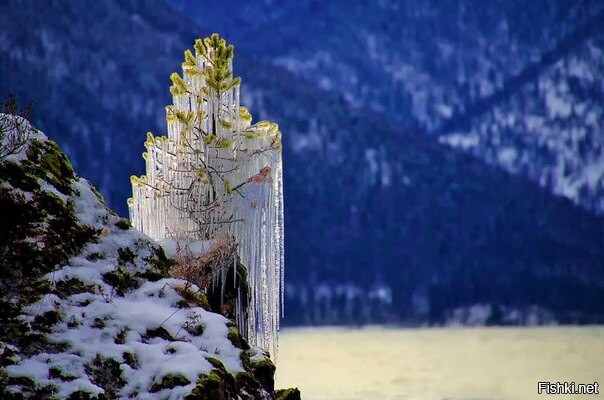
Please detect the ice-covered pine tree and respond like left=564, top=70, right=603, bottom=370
left=128, top=34, right=284, bottom=358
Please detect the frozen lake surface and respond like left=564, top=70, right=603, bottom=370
left=275, top=326, right=604, bottom=400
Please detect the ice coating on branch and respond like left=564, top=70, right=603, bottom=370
left=128, top=35, right=284, bottom=358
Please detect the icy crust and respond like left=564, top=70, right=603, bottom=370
left=0, top=125, right=276, bottom=399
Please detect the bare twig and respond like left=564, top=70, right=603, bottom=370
left=0, top=94, right=34, bottom=161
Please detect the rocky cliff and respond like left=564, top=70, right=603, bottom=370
left=0, top=115, right=299, bottom=399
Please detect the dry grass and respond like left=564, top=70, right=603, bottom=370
left=170, top=233, right=238, bottom=291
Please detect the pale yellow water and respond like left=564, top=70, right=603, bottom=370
left=275, top=326, right=604, bottom=400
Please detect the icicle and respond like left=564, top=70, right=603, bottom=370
left=129, top=36, right=284, bottom=360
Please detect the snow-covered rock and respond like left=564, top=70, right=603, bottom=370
left=0, top=117, right=293, bottom=399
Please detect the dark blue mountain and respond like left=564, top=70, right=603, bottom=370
left=1, top=0, right=603, bottom=325
left=169, top=0, right=604, bottom=215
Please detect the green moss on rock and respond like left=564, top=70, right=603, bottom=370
left=114, top=327, right=129, bottom=345
left=0, top=298, right=30, bottom=350
left=116, top=247, right=136, bottom=266
left=227, top=326, right=249, bottom=350
left=4, top=374, right=59, bottom=400
left=84, top=354, right=125, bottom=400
left=185, top=366, right=237, bottom=400
left=175, top=285, right=211, bottom=311
left=0, top=136, right=96, bottom=302
left=7, top=375, right=36, bottom=387
left=92, top=317, right=106, bottom=329
left=67, top=390, right=108, bottom=400
left=114, top=219, right=131, bottom=230
left=102, top=268, right=140, bottom=296
left=137, top=245, right=172, bottom=282
left=0, top=165, right=96, bottom=301
left=0, top=343, right=19, bottom=368
left=237, top=350, right=278, bottom=397
left=0, top=161, right=40, bottom=192
left=144, top=326, right=175, bottom=342
left=25, top=139, right=74, bottom=195
left=54, top=278, right=95, bottom=298
left=150, top=373, right=191, bottom=392
left=122, top=351, right=139, bottom=370
left=89, top=185, right=108, bottom=207
left=239, top=350, right=250, bottom=370
left=248, top=356, right=275, bottom=394
left=184, top=321, right=205, bottom=336
left=205, top=356, right=225, bottom=370
left=275, top=388, right=301, bottom=400
left=49, top=366, right=77, bottom=382
left=31, top=309, right=62, bottom=333
left=185, top=371, right=222, bottom=400
left=18, top=332, right=68, bottom=358
left=17, top=279, right=52, bottom=306
left=234, top=371, right=265, bottom=400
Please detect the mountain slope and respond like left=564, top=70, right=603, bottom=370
left=170, top=0, right=601, bottom=129
left=169, top=0, right=604, bottom=214
left=254, top=79, right=604, bottom=325
left=441, top=35, right=604, bottom=213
